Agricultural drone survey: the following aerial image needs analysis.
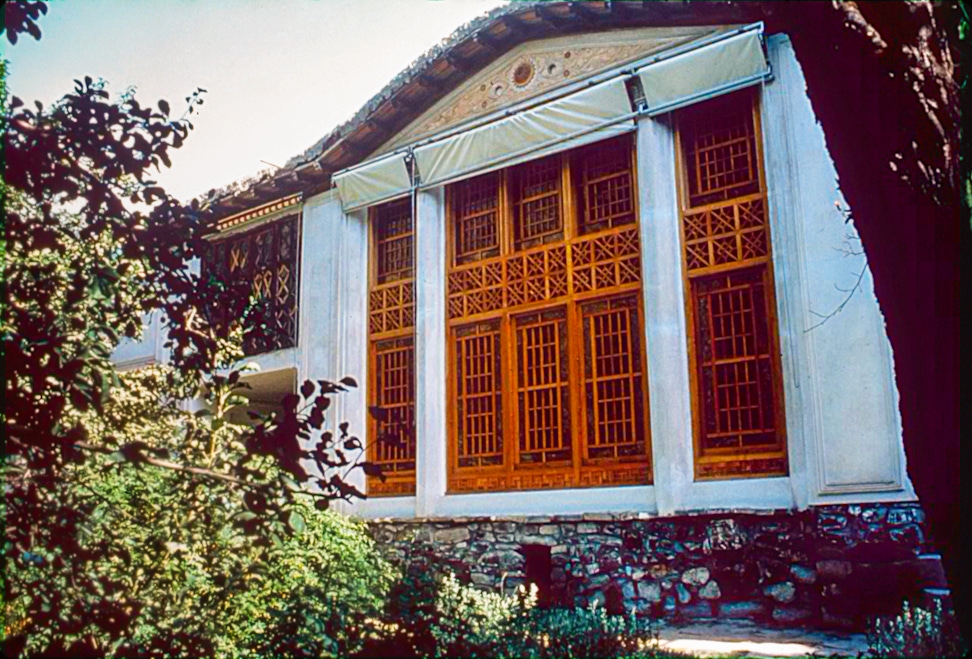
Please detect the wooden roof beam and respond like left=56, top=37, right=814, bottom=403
left=570, top=2, right=610, bottom=22
left=536, top=4, right=576, bottom=31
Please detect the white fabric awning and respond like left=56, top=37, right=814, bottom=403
left=333, top=152, right=411, bottom=212
left=414, top=76, right=634, bottom=188
left=637, top=25, right=769, bottom=116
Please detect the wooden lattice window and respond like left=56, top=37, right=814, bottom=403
left=453, top=172, right=500, bottom=264
left=447, top=134, right=650, bottom=494
left=375, top=198, right=414, bottom=283
left=455, top=321, right=504, bottom=469
left=681, top=91, right=760, bottom=208
left=512, top=154, right=563, bottom=250
left=575, top=136, right=637, bottom=234
left=514, top=308, right=571, bottom=465
left=372, top=337, right=416, bottom=474
left=368, top=198, right=416, bottom=496
left=677, top=89, right=786, bottom=480
left=207, top=215, right=300, bottom=356
left=581, top=296, right=647, bottom=460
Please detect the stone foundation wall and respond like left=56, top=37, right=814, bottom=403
left=368, top=502, right=943, bottom=630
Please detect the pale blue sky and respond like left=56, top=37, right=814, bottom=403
left=5, top=0, right=507, bottom=202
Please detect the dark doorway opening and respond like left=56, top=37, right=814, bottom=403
left=521, top=544, right=553, bottom=608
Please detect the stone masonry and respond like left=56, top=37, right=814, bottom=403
left=368, top=502, right=944, bottom=630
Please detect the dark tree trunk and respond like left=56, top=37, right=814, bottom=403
left=764, top=0, right=964, bottom=642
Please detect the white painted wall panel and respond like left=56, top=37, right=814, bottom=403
left=761, top=35, right=913, bottom=502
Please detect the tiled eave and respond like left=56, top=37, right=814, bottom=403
left=200, top=1, right=784, bottom=226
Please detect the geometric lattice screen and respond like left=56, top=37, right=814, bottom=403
left=447, top=135, right=651, bottom=494
left=678, top=89, right=787, bottom=480
left=207, top=214, right=300, bottom=356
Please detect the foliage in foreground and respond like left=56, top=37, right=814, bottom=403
left=3, top=362, right=392, bottom=657
left=361, top=559, right=662, bottom=659
left=867, top=599, right=966, bottom=658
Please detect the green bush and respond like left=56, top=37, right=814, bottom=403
left=514, top=605, right=657, bottom=659
left=227, top=505, right=396, bottom=658
left=867, top=599, right=965, bottom=658
left=361, top=551, right=661, bottom=659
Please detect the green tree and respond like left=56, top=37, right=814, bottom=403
left=2, top=5, right=387, bottom=655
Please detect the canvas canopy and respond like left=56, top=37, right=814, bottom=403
left=413, top=76, right=634, bottom=188
left=333, top=23, right=769, bottom=211
left=333, top=152, right=411, bottom=212
left=636, top=24, right=769, bottom=116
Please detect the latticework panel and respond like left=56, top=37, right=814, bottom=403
left=370, top=337, right=416, bottom=496
left=209, top=214, right=300, bottom=355
left=447, top=262, right=505, bottom=319
left=370, top=281, right=415, bottom=335
left=507, top=245, right=569, bottom=307
left=571, top=226, right=642, bottom=294
left=512, top=155, right=563, bottom=250
left=455, top=321, right=504, bottom=469
left=581, top=296, right=647, bottom=460
left=368, top=199, right=416, bottom=496
left=446, top=226, right=641, bottom=321
left=374, top=198, right=414, bottom=283
left=514, top=309, right=571, bottom=465
left=694, top=269, right=778, bottom=450
left=681, top=90, right=760, bottom=208
left=682, top=196, right=768, bottom=272
left=454, top=173, right=500, bottom=263
left=577, top=136, right=636, bottom=234
left=447, top=138, right=650, bottom=494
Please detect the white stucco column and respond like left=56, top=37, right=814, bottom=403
left=413, top=187, right=447, bottom=517
left=635, top=114, right=691, bottom=516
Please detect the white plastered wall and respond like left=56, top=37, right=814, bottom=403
left=759, top=34, right=914, bottom=504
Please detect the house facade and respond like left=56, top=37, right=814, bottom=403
left=114, top=3, right=945, bottom=627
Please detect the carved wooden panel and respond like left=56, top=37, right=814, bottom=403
left=678, top=89, right=787, bottom=480
left=208, top=214, right=300, bottom=356
left=446, top=136, right=650, bottom=493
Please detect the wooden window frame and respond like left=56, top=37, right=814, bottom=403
left=675, top=88, right=788, bottom=481
left=368, top=198, right=416, bottom=497
left=445, top=135, right=652, bottom=494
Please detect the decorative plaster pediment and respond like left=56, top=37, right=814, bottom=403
left=377, top=25, right=720, bottom=154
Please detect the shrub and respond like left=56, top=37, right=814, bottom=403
left=514, top=604, right=657, bottom=659
left=867, top=599, right=965, bottom=658
left=227, top=505, right=396, bottom=658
